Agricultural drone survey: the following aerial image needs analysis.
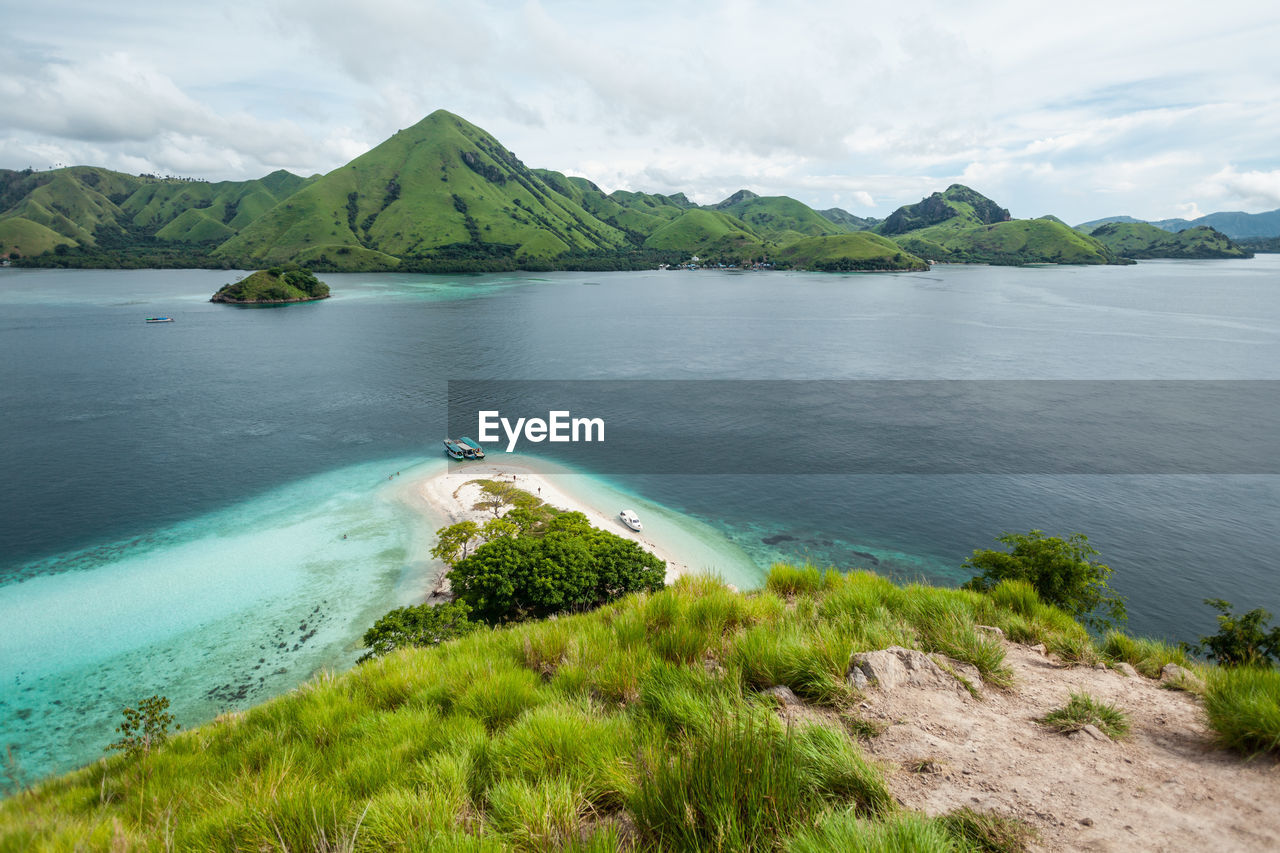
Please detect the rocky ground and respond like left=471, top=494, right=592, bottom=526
left=771, top=637, right=1279, bottom=852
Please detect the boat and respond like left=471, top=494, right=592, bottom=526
left=619, top=509, right=643, bottom=532
left=145, top=317, right=174, bottom=323
left=443, top=438, right=466, bottom=460
left=457, top=436, right=486, bottom=459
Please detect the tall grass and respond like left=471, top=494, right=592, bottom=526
left=1100, top=632, right=1189, bottom=678
left=1203, top=666, right=1280, bottom=755
left=2, top=563, right=1243, bottom=851
left=1039, top=692, right=1130, bottom=740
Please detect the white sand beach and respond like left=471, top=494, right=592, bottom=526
left=392, top=456, right=759, bottom=600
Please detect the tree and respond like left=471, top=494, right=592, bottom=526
left=962, top=530, right=1126, bottom=630
left=450, top=525, right=665, bottom=624
left=1192, top=599, right=1280, bottom=667
left=105, top=695, right=178, bottom=758
left=359, top=600, right=479, bottom=662
left=431, top=520, right=480, bottom=566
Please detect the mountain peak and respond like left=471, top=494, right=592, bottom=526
left=715, top=189, right=760, bottom=209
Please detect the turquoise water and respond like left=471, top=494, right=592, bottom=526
left=2, top=261, right=1279, bottom=783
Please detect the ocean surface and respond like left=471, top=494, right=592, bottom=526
left=2, top=260, right=1279, bottom=782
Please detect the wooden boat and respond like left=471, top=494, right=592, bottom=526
left=443, top=438, right=466, bottom=460
left=145, top=317, right=174, bottom=323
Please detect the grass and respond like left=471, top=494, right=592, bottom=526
left=1100, top=631, right=1190, bottom=679
left=1039, top=692, right=1131, bottom=740
left=2, top=565, right=1252, bottom=850
left=1203, top=666, right=1280, bottom=756
left=773, top=233, right=929, bottom=271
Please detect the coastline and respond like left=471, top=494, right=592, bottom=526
left=391, top=455, right=761, bottom=599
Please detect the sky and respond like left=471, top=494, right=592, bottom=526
left=2, top=0, right=1279, bottom=224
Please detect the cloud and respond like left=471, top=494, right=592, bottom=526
left=1198, top=166, right=1280, bottom=210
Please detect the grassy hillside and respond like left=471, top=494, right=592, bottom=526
left=895, top=219, right=1120, bottom=265
left=876, top=185, right=1010, bottom=237
left=1089, top=222, right=1253, bottom=259
left=714, top=190, right=846, bottom=242
left=216, top=111, right=630, bottom=270
left=774, top=232, right=929, bottom=271
left=0, top=216, right=75, bottom=257
left=642, top=209, right=766, bottom=261
left=0, top=568, right=1095, bottom=851
left=819, top=207, right=878, bottom=231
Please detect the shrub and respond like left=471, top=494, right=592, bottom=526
left=1203, top=666, right=1280, bottom=755
left=1191, top=599, right=1280, bottom=668
left=359, top=600, right=480, bottom=662
left=1039, top=692, right=1129, bottom=740
left=962, top=530, right=1126, bottom=630
left=105, top=695, right=179, bottom=758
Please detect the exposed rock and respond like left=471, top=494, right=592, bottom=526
left=1029, top=643, right=1048, bottom=656
left=762, top=685, right=801, bottom=706
left=1080, top=817, right=1095, bottom=826
left=975, top=625, right=1005, bottom=639
left=1115, top=662, right=1140, bottom=678
left=848, top=646, right=970, bottom=695
left=1159, top=663, right=1205, bottom=692
left=1081, top=723, right=1110, bottom=742
left=930, top=653, right=984, bottom=694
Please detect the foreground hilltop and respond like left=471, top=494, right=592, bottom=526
left=2, top=567, right=1276, bottom=851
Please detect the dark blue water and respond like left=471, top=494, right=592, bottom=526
left=2, top=261, right=1279, bottom=781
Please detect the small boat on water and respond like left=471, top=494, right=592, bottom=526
left=145, top=317, right=174, bottom=323
left=457, top=436, right=486, bottom=459
left=619, top=509, right=643, bottom=532
left=443, top=438, right=466, bottom=460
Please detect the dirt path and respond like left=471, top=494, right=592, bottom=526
left=853, top=642, right=1279, bottom=851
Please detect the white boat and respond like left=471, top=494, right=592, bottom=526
left=619, top=509, right=642, bottom=532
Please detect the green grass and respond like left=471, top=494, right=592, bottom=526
left=712, top=192, right=846, bottom=241
left=1203, top=666, right=1280, bottom=755
left=3, top=566, right=1249, bottom=850
left=1089, top=222, right=1251, bottom=259
left=641, top=208, right=765, bottom=260
left=1039, top=692, right=1130, bottom=740
left=1100, top=632, right=1190, bottom=678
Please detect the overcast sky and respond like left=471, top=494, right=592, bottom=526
left=3, top=0, right=1278, bottom=223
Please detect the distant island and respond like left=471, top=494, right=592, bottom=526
left=0, top=109, right=1267, bottom=272
left=210, top=266, right=330, bottom=304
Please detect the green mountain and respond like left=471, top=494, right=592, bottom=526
left=1078, top=210, right=1280, bottom=240
left=1089, top=222, right=1253, bottom=259
left=210, top=266, right=331, bottom=303
left=713, top=190, right=846, bottom=243
left=818, top=207, right=878, bottom=231
left=875, top=185, right=1121, bottom=265
left=215, top=111, right=630, bottom=270
left=0, top=166, right=310, bottom=260
left=642, top=209, right=766, bottom=261
left=774, top=233, right=928, bottom=271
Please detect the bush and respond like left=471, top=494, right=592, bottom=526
left=358, top=600, right=480, bottom=662
left=962, top=530, right=1126, bottom=630
left=1192, top=599, right=1280, bottom=668
left=105, top=695, right=179, bottom=758
left=450, top=524, right=665, bottom=624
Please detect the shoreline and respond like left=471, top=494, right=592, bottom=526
left=391, top=456, right=761, bottom=600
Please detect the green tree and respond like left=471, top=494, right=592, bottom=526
left=1192, top=599, right=1280, bottom=667
left=450, top=526, right=665, bottom=624
left=105, top=695, right=178, bottom=758
left=359, top=600, right=479, bottom=662
left=962, top=530, right=1126, bottom=630
left=430, top=520, right=480, bottom=566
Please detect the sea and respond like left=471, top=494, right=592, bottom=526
left=2, top=259, right=1278, bottom=782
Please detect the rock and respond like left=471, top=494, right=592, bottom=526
left=976, top=625, right=1005, bottom=639
left=1080, top=817, right=1095, bottom=827
left=1094, top=662, right=1109, bottom=671
left=1159, top=663, right=1205, bottom=692
left=929, top=653, right=985, bottom=693
left=848, top=646, right=969, bottom=694
left=762, top=685, right=801, bottom=706
left=1081, top=724, right=1110, bottom=742
left=1115, top=662, right=1140, bottom=678
left=1029, top=643, right=1048, bottom=655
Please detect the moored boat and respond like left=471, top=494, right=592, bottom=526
left=619, top=509, right=642, bottom=532
left=458, top=436, right=486, bottom=459
left=443, top=438, right=466, bottom=459
left=145, top=317, right=174, bottom=323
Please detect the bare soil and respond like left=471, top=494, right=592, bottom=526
left=851, top=642, right=1279, bottom=851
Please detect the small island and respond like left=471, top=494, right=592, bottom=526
left=210, top=265, right=330, bottom=304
